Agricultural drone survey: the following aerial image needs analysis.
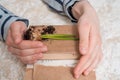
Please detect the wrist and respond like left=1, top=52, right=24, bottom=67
left=10, top=21, right=27, bottom=29
left=72, top=0, right=92, bottom=20
left=12, top=21, right=26, bottom=26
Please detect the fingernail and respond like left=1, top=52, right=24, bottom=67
left=37, top=54, right=43, bottom=60
left=39, top=53, right=43, bottom=57
left=33, top=60, right=37, bottom=63
left=80, top=48, right=87, bottom=54
left=15, top=38, right=20, bottom=44
left=74, top=71, right=79, bottom=79
left=42, top=46, right=47, bottom=51
left=75, top=75, right=79, bottom=79
left=32, top=55, right=37, bottom=60
left=37, top=43, right=43, bottom=47
left=85, top=71, right=89, bottom=76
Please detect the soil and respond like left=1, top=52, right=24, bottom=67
left=24, top=25, right=55, bottom=41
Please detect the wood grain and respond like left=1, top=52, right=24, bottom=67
left=33, top=65, right=96, bottom=80
left=24, top=25, right=96, bottom=80
left=29, top=25, right=80, bottom=59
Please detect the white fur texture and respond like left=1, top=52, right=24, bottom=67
left=0, top=0, right=120, bottom=80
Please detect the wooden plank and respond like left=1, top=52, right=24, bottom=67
left=26, top=25, right=80, bottom=60
left=23, top=25, right=96, bottom=80
left=42, top=53, right=80, bottom=60
left=33, top=65, right=96, bottom=80
left=23, top=68, right=33, bottom=80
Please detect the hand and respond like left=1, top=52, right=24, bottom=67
left=6, top=21, right=47, bottom=64
left=72, top=1, right=103, bottom=78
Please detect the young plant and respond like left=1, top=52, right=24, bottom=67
left=41, top=34, right=79, bottom=40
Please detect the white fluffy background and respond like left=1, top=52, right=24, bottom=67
left=0, top=0, right=120, bottom=80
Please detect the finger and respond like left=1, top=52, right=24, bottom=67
left=84, top=47, right=103, bottom=76
left=6, top=30, right=14, bottom=46
left=78, top=20, right=90, bottom=55
left=19, top=53, right=43, bottom=64
left=22, top=59, right=37, bottom=64
left=83, top=27, right=100, bottom=75
left=74, top=45, right=98, bottom=79
left=9, top=40, right=45, bottom=50
left=83, top=49, right=101, bottom=76
left=88, top=26, right=97, bottom=55
left=8, top=46, right=47, bottom=56
left=74, top=55, right=89, bottom=78
left=10, top=21, right=26, bottom=44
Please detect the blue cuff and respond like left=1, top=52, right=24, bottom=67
left=63, top=0, right=80, bottom=23
left=2, top=16, right=29, bottom=42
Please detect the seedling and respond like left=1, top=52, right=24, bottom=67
left=41, top=34, right=79, bottom=40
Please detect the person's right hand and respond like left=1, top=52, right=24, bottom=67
left=6, top=21, right=47, bottom=64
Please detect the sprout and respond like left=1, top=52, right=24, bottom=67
left=24, top=25, right=79, bottom=41
left=41, top=34, right=79, bottom=40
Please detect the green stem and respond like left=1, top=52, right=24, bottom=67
left=41, top=34, right=75, bottom=37
left=41, top=34, right=79, bottom=40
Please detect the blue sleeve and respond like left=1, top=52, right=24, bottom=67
left=0, top=4, right=29, bottom=42
left=42, top=0, right=80, bottom=22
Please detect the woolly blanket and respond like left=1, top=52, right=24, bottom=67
left=0, top=0, right=120, bottom=80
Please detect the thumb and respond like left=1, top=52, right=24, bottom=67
left=10, top=21, right=27, bottom=44
left=78, top=21, right=90, bottom=55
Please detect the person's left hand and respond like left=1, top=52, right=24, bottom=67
left=71, top=1, right=103, bottom=78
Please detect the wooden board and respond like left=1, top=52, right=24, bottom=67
left=24, top=65, right=96, bottom=80
left=23, top=68, right=33, bottom=80
left=27, top=25, right=80, bottom=59
left=23, top=25, right=96, bottom=80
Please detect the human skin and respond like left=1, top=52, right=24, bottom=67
left=72, top=0, right=103, bottom=79
left=6, top=0, right=103, bottom=79
left=6, top=21, right=48, bottom=64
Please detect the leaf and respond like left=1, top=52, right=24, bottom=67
left=41, top=34, right=79, bottom=40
